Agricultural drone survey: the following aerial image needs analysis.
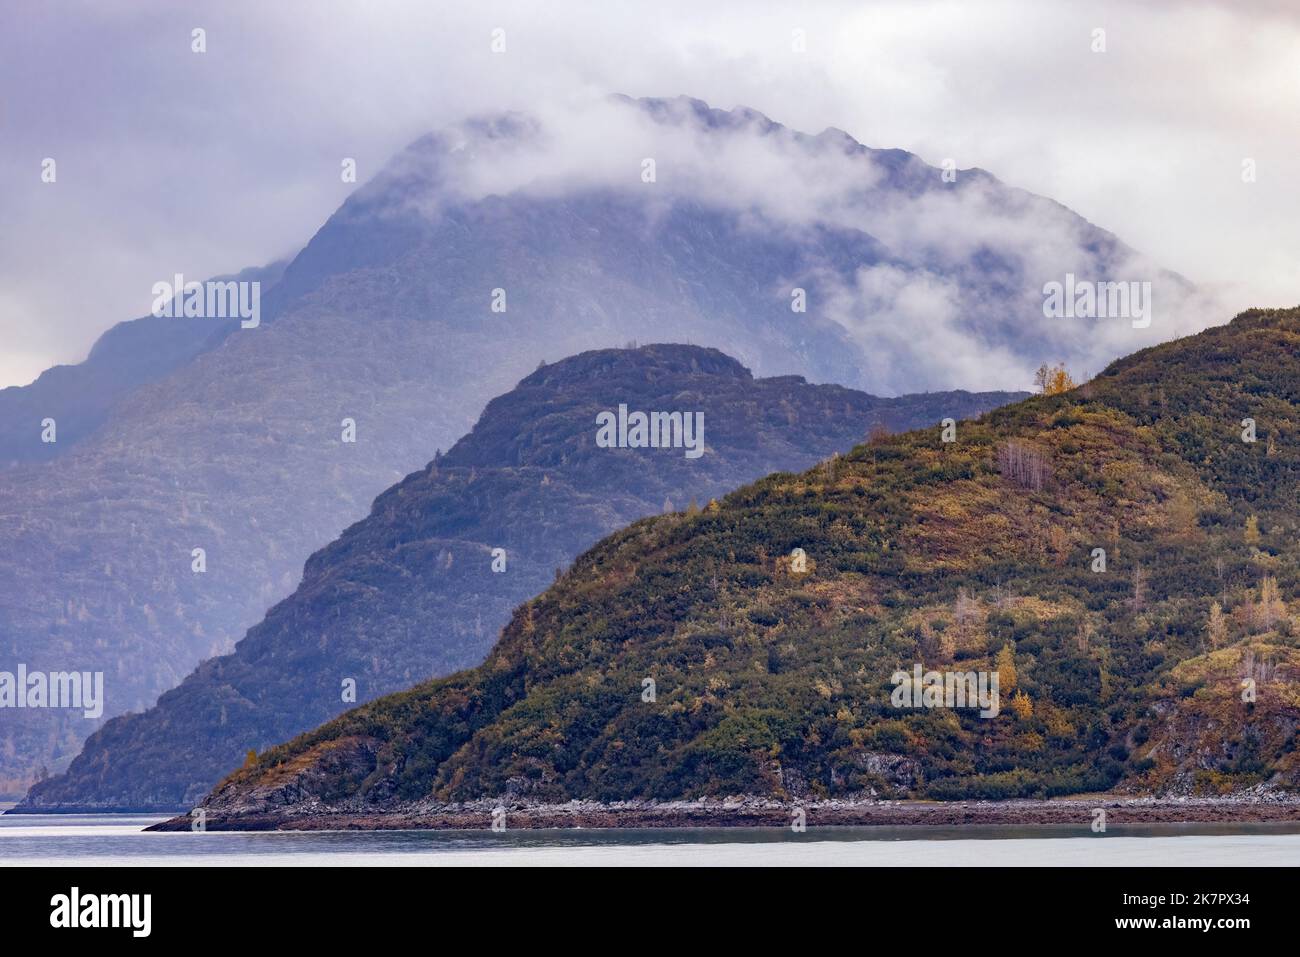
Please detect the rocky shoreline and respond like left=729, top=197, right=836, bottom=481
left=146, top=793, right=1300, bottom=832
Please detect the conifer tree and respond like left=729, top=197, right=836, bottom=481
left=995, top=643, right=1018, bottom=692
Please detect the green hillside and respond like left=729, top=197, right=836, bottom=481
left=202, top=308, right=1300, bottom=815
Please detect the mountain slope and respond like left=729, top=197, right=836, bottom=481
left=0, top=260, right=289, bottom=466
left=18, top=345, right=1020, bottom=808
left=193, top=309, right=1300, bottom=819
left=0, top=93, right=1197, bottom=793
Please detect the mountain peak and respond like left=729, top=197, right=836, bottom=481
left=519, top=343, right=753, bottom=391
left=616, top=94, right=781, bottom=135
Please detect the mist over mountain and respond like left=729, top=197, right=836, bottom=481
left=0, top=94, right=1194, bottom=794
left=186, top=309, right=1300, bottom=822
left=0, top=261, right=290, bottom=467
left=18, top=345, right=1020, bottom=809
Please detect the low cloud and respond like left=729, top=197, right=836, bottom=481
left=377, top=93, right=1229, bottom=392
left=0, top=1, right=1293, bottom=388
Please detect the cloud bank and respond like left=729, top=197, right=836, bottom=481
left=1, top=0, right=1295, bottom=389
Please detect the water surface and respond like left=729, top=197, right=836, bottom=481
left=3, top=814, right=1299, bottom=865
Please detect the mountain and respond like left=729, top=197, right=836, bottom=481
left=16, top=345, right=1021, bottom=809
left=188, top=308, right=1300, bottom=822
left=0, top=260, right=289, bottom=467
left=0, top=93, right=1195, bottom=794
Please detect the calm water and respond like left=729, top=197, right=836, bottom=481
left=3, top=814, right=1300, bottom=865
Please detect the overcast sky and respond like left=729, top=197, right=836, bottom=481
left=2, top=0, right=1297, bottom=389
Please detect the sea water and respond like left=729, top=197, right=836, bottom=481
left=3, top=813, right=1300, bottom=866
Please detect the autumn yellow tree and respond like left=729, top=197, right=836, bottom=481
left=1010, top=690, right=1033, bottom=720
left=1034, top=362, right=1077, bottom=396
left=1256, top=575, right=1286, bottom=631
left=1244, top=514, right=1261, bottom=546
left=1206, top=601, right=1226, bottom=649
left=995, top=643, right=1018, bottom=692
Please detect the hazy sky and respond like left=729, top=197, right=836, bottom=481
left=2, top=0, right=1297, bottom=388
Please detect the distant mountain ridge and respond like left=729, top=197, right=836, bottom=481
left=0, top=261, right=290, bottom=466
left=17, top=344, right=1022, bottom=809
